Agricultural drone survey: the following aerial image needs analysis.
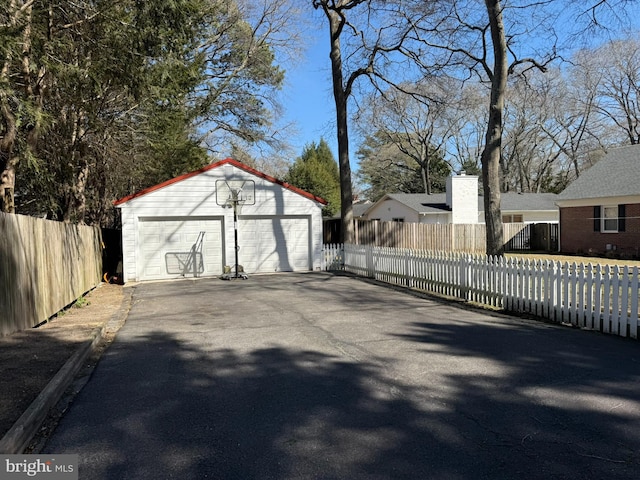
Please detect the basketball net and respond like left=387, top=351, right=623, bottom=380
left=226, top=187, right=246, bottom=214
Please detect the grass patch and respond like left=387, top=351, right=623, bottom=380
left=73, top=296, right=90, bottom=308
left=506, top=252, right=640, bottom=268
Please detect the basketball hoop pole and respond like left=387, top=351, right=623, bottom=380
left=224, top=188, right=247, bottom=280
left=216, top=179, right=252, bottom=280
left=232, top=199, right=239, bottom=278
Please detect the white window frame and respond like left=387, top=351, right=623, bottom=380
left=602, top=205, right=619, bottom=233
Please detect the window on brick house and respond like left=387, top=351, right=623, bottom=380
left=594, top=205, right=626, bottom=233
left=603, top=206, right=618, bottom=232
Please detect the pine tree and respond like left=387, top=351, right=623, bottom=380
left=285, top=139, right=341, bottom=217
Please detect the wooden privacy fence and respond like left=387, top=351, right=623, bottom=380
left=0, top=213, right=102, bottom=336
left=324, top=219, right=542, bottom=253
left=322, top=244, right=639, bottom=340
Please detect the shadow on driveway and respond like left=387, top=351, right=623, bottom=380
left=43, top=274, right=640, bottom=479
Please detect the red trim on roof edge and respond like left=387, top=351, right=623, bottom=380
left=113, top=158, right=327, bottom=206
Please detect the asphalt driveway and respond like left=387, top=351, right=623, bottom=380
left=43, top=273, right=640, bottom=479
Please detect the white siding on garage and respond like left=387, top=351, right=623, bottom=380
left=238, top=216, right=311, bottom=273
left=116, top=160, right=324, bottom=282
left=137, top=217, right=223, bottom=281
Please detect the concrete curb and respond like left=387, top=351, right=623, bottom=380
left=0, top=287, right=132, bottom=454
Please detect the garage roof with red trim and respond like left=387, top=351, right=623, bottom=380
left=113, top=158, right=328, bottom=206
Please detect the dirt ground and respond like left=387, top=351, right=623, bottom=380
left=0, top=283, right=127, bottom=442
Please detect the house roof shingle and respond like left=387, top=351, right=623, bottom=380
left=557, top=144, right=640, bottom=201
left=381, top=192, right=558, bottom=215
left=352, top=202, right=372, bottom=218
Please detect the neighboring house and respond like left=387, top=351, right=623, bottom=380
left=326, top=201, right=371, bottom=220
left=352, top=201, right=373, bottom=219
left=556, top=144, right=640, bottom=258
left=364, top=173, right=559, bottom=224
left=114, top=158, right=326, bottom=282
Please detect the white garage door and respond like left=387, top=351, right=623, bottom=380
left=138, top=217, right=223, bottom=281
left=238, top=216, right=310, bottom=273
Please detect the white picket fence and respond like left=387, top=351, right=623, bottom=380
left=322, top=243, right=640, bottom=339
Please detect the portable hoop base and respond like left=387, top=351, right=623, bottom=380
left=221, top=265, right=248, bottom=280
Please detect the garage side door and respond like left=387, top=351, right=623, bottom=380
left=138, top=218, right=223, bottom=281
left=238, top=217, right=310, bottom=273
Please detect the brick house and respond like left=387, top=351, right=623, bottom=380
left=556, top=145, right=640, bottom=258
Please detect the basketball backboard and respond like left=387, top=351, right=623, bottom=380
left=215, top=179, right=255, bottom=206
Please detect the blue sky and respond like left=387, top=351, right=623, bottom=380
left=278, top=30, right=340, bottom=161
left=276, top=8, right=640, bottom=176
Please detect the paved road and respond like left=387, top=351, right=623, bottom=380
left=44, top=273, right=640, bottom=479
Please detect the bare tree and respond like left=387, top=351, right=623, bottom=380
left=312, top=0, right=429, bottom=242
left=537, top=63, right=608, bottom=185
left=355, top=134, right=426, bottom=201
left=447, top=84, right=488, bottom=176
left=355, top=79, right=463, bottom=194
left=572, top=0, right=637, bottom=33
left=406, top=0, right=558, bottom=255
left=501, top=72, right=571, bottom=193
left=479, top=0, right=510, bottom=255
left=312, top=0, right=363, bottom=243
left=581, top=37, right=640, bottom=145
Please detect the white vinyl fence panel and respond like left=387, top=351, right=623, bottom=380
left=322, top=244, right=639, bottom=340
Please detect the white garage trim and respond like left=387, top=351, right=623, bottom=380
left=238, top=215, right=312, bottom=273
left=137, top=216, right=224, bottom=281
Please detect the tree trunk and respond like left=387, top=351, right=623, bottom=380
left=0, top=95, right=18, bottom=213
left=0, top=2, right=19, bottom=213
left=0, top=0, right=36, bottom=214
left=0, top=162, right=17, bottom=213
left=422, top=144, right=431, bottom=195
left=327, top=9, right=354, bottom=244
left=481, top=0, right=507, bottom=256
left=62, top=110, right=90, bottom=223
left=421, top=166, right=429, bottom=195
left=73, top=160, right=90, bottom=224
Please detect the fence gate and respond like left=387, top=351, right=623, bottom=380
left=505, top=223, right=558, bottom=253
left=530, top=223, right=558, bottom=252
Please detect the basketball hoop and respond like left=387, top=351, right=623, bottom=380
left=225, top=187, right=246, bottom=215
left=216, top=179, right=254, bottom=280
left=216, top=179, right=255, bottom=207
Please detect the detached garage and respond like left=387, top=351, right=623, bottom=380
left=114, top=158, right=326, bottom=282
